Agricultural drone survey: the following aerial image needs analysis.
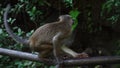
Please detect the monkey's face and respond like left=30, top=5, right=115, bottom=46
left=59, top=15, right=74, bottom=25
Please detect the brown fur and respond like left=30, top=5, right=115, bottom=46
left=29, top=15, right=73, bottom=58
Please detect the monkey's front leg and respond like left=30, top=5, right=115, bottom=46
left=53, top=43, right=63, bottom=68
left=61, top=45, right=89, bottom=58
left=53, top=32, right=65, bottom=68
left=53, top=40, right=63, bottom=64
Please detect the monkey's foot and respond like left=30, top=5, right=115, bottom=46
left=76, top=52, right=89, bottom=58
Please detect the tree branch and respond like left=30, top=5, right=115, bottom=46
left=0, top=48, right=55, bottom=65
left=0, top=48, right=120, bottom=66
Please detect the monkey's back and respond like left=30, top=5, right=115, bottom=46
left=29, top=22, right=67, bottom=47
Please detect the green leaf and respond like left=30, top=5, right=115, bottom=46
left=32, top=6, right=36, bottom=14
left=69, top=9, right=80, bottom=31
left=69, top=9, right=80, bottom=19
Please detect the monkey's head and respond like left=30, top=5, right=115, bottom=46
left=59, top=15, right=74, bottom=25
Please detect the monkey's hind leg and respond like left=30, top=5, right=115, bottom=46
left=38, top=50, right=51, bottom=58
left=37, top=44, right=53, bottom=58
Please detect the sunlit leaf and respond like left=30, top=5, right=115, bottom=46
left=69, top=9, right=80, bottom=31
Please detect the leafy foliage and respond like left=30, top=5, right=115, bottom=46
left=69, top=9, right=80, bottom=31
left=101, top=0, right=120, bottom=67
left=101, top=0, right=120, bottom=24
left=64, top=0, right=73, bottom=7
left=0, top=1, right=49, bottom=68
left=102, top=0, right=120, bottom=53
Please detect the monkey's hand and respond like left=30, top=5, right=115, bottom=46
left=75, top=52, right=89, bottom=58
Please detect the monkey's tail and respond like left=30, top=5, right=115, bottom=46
left=3, top=4, right=29, bottom=45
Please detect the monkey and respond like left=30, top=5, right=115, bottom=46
left=4, top=4, right=88, bottom=63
